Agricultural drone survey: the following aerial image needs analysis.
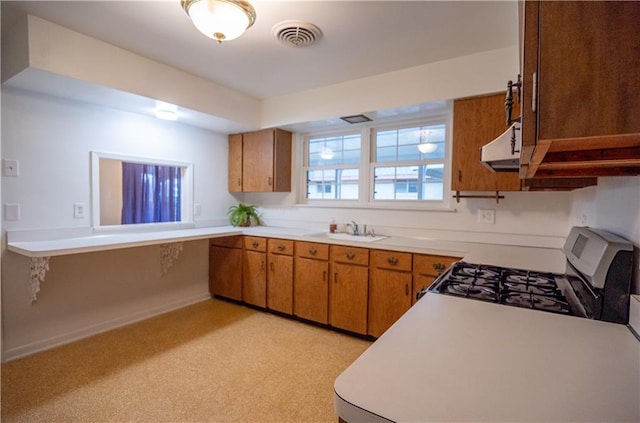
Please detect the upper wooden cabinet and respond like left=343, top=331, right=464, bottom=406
left=228, top=128, right=293, bottom=192
left=452, top=93, right=521, bottom=192
left=520, top=0, right=640, bottom=179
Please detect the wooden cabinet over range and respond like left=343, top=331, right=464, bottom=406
left=209, top=235, right=460, bottom=339
left=228, top=128, right=292, bottom=192
left=519, top=0, right=640, bottom=179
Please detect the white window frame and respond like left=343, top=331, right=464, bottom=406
left=298, top=115, right=452, bottom=210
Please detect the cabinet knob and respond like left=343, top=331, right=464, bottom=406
left=405, top=283, right=409, bottom=296
left=323, top=271, right=327, bottom=281
left=309, top=247, right=317, bottom=256
left=268, top=177, right=273, bottom=186
left=433, top=263, right=445, bottom=272
left=458, top=170, right=462, bottom=183
left=346, top=251, right=355, bottom=260
left=387, top=256, right=398, bottom=265
left=252, top=241, right=259, bottom=248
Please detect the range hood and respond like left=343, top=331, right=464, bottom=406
left=480, top=122, right=521, bottom=172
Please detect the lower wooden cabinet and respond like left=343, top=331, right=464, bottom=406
left=329, top=245, right=369, bottom=335
left=267, top=239, right=294, bottom=314
left=208, top=235, right=462, bottom=339
left=243, top=236, right=267, bottom=307
left=294, top=241, right=330, bottom=324
left=209, top=237, right=243, bottom=301
left=413, top=254, right=462, bottom=304
left=368, top=250, right=413, bottom=338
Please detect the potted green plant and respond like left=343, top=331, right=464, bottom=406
left=227, top=203, right=262, bottom=227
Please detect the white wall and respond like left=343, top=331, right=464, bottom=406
left=569, top=176, right=640, bottom=294
left=0, top=86, right=237, bottom=361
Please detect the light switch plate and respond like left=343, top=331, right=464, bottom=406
left=3, top=159, right=19, bottom=177
left=73, top=202, right=86, bottom=219
left=4, top=203, right=20, bottom=221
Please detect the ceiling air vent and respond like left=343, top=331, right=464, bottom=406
left=272, top=21, right=322, bottom=47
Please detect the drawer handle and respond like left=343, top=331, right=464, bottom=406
left=268, top=177, right=273, bottom=186
left=309, top=247, right=317, bottom=256
left=405, top=283, right=409, bottom=296
left=387, top=256, right=398, bottom=265
left=346, top=251, right=355, bottom=260
left=237, top=177, right=241, bottom=187
left=277, top=244, right=285, bottom=251
left=433, top=263, right=445, bottom=272
left=334, top=272, right=338, bottom=283
left=323, top=271, right=327, bottom=281
left=252, top=241, right=259, bottom=248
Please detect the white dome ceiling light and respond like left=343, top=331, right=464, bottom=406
left=272, top=21, right=322, bottom=47
left=181, top=0, right=256, bottom=44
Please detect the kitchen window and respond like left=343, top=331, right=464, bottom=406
left=302, top=118, right=450, bottom=208
left=304, top=133, right=361, bottom=200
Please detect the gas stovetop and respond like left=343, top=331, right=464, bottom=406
left=422, top=261, right=577, bottom=316
left=418, top=228, right=634, bottom=324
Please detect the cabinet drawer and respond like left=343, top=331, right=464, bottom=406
left=331, top=245, right=369, bottom=266
left=245, top=236, right=267, bottom=252
left=371, top=250, right=412, bottom=272
left=295, top=241, right=329, bottom=260
left=210, top=236, right=243, bottom=249
left=267, top=238, right=294, bottom=255
left=413, top=254, right=461, bottom=276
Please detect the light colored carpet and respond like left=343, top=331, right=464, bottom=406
left=1, top=299, right=371, bottom=423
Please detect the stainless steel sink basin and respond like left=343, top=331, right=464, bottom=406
left=309, top=232, right=388, bottom=243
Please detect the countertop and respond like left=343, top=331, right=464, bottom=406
left=334, top=293, right=640, bottom=423
left=6, top=225, right=568, bottom=274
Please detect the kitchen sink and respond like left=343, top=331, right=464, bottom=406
left=308, top=232, right=388, bottom=243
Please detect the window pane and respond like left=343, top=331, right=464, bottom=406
left=376, top=124, right=447, bottom=163
left=307, top=134, right=361, bottom=166
left=307, top=168, right=359, bottom=200
left=373, top=165, right=443, bottom=201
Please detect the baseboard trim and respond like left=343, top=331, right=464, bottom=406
left=2, top=292, right=211, bottom=362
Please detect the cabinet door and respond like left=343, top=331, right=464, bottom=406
left=521, top=0, right=640, bottom=179
left=228, top=133, right=243, bottom=192
left=243, top=129, right=275, bottom=192
left=209, top=245, right=242, bottom=301
left=452, top=93, right=521, bottom=192
left=536, top=1, right=640, bottom=142
left=368, top=268, right=412, bottom=338
left=294, top=257, right=329, bottom=324
left=267, top=253, right=294, bottom=314
left=329, top=262, right=369, bottom=335
left=243, top=250, right=266, bottom=307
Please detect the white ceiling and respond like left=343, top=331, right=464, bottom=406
left=1, top=1, right=519, bottom=101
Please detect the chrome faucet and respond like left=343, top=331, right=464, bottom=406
left=346, top=221, right=359, bottom=236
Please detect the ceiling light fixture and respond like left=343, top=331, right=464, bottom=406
left=417, top=130, right=437, bottom=154
left=155, top=101, right=178, bottom=121
left=181, top=0, right=256, bottom=44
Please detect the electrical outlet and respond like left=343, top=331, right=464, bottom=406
left=477, top=209, right=495, bottom=224
left=73, top=202, right=86, bottom=219
left=194, top=203, right=202, bottom=216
